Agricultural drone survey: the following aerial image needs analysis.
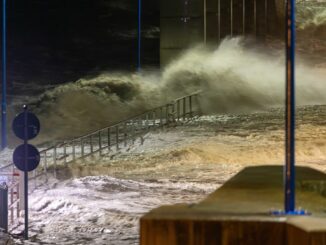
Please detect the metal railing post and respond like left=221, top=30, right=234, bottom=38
left=189, top=95, right=193, bottom=117
left=146, top=113, right=149, bottom=131
left=16, top=183, right=19, bottom=220
left=44, top=152, right=48, bottom=183
left=90, top=135, right=93, bottom=154
left=108, top=127, right=111, bottom=151
left=72, top=139, right=76, bottom=161
left=0, top=183, right=8, bottom=232
left=53, top=147, right=57, bottom=178
left=243, top=0, right=246, bottom=35
left=183, top=97, right=186, bottom=121
left=10, top=187, right=13, bottom=224
left=81, top=138, right=84, bottom=157
left=124, top=122, right=127, bottom=147
left=177, top=100, right=180, bottom=122
left=116, top=125, right=119, bottom=151
left=99, top=131, right=102, bottom=155
left=63, top=142, right=67, bottom=166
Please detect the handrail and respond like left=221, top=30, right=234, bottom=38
left=0, top=91, right=202, bottom=231
left=39, top=91, right=202, bottom=154
left=1, top=91, right=202, bottom=183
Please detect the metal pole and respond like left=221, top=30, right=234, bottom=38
left=243, top=0, right=246, bottom=35
left=90, top=135, right=93, bottom=154
left=0, top=183, right=8, bottom=232
left=285, top=0, right=296, bottom=213
left=218, top=0, right=221, bottom=41
left=230, top=0, right=233, bottom=37
left=189, top=96, right=193, bottom=117
left=23, top=105, right=28, bottom=240
left=183, top=97, right=186, bottom=120
left=137, top=0, right=142, bottom=71
left=116, top=125, right=119, bottom=151
left=265, top=0, right=268, bottom=37
left=81, top=138, right=84, bottom=157
left=99, top=131, right=102, bottom=154
left=204, top=0, right=207, bottom=44
left=63, top=142, right=67, bottom=166
left=254, top=0, right=257, bottom=36
left=72, top=139, right=75, bottom=161
left=44, top=152, right=48, bottom=183
left=1, top=0, right=7, bottom=149
left=107, top=128, right=111, bottom=150
left=177, top=100, right=180, bottom=122
left=124, top=122, right=127, bottom=147
left=160, top=107, right=163, bottom=126
left=53, top=147, right=57, bottom=178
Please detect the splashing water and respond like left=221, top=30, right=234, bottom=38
left=11, top=37, right=322, bottom=145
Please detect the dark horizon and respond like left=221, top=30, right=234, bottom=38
left=0, top=0, right=160, bottom=95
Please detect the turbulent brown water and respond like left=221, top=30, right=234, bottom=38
left=9, top=104, right=325, bottom=245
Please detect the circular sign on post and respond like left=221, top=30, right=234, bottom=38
left=12, top=112, right=40, bottom=140
left=13, top=144, right=40, bottom=172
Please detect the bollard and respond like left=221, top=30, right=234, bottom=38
left=0, top=183, right=8, bottom=233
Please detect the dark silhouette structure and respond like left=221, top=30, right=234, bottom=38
left=160, top=0, right=285, bottom=66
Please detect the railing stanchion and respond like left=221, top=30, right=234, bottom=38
left=53, top=147, right=57, bottom=178
left=99, top=131, right=102, bottom=155
left=183, top=97, right=186, bottom=121
left=0, top=183, right=8, bottom=232
left=16, top=183, right=19, bottom=219
left=108, top=127, right=111, bottom=151
left=72, top=139, right=76, bottom=161
left=160, top=107, right=163, bottom=126
left=10, top=187, right=13, bottom=224
left=153, top=110, right=156, bottom=128
left=116, top=125, right=119, bottom=151
left=132, top=120, right=136, bottom=143
left=81, top=138, right=84, bottom=157
left=44, top=152, right=48, bottom=183
left=34, top=169, right=37, bottom=189
left=189, top=95, right=193, bottom=118
left=63, top=142, right=67, bottom=166
left=146, top=113, right=149, bottom=131
left=124, top=122, right=127, bottom=147
left=90, top=135, right=93, bottom=154
left=177, top=100, right=180, bottom=122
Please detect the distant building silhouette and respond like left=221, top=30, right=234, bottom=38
left=160, top=0, right=285, bottom=66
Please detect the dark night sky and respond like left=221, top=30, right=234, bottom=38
left=1, top=0, right=159, bottom=93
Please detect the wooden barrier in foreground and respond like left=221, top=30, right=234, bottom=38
left=140, top=166, right=326, bottom=245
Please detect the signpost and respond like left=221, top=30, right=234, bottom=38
left=12, top=105, right=40, bottom=240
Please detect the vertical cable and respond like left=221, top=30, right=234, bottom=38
left=243, top=0, right=245, bottom=35
left=137, top=0, right=141, bottom=71
left=204, top=0, right=206, bottom=44
left=254, top=0, right=257, bottom=36
left=230, top=0, right=233, bottom=37
left=218, top=0, right=221, bottom=41
left=1, top=0, right=7, bottom=149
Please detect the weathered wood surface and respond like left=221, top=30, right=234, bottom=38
left=140, top=166, right=326, bottom=245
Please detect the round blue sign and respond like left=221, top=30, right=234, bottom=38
left=12, top=112, right=40, bottom=140
left=13, top=144, right=40, bottom=172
